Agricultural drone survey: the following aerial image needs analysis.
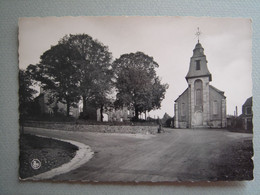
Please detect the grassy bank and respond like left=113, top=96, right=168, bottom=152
left=19, top=134, right=78, bottom=179
left=212, top=139, right=253, bottom=181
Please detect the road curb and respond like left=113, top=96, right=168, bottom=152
left=24, top=134, right=94, bottom=180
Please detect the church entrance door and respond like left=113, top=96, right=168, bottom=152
left=194, top=111, right=203, bottom=126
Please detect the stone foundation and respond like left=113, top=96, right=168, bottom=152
left=179, top=122, right=187, bottom=128
left=209, top=120, right=222, bottom=128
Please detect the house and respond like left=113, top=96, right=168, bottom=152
left=240, top=97, right=253, bottom=131
left=35, top=88, right=135, bottom=121
left=35, top=89, right=80, bottom=118
left=97, top=106, right=135, bottom=122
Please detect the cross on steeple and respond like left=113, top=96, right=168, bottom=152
left=195, top=27, right=201, bottom=43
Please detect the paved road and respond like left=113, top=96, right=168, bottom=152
left=24, top=127, right=252, bottom=182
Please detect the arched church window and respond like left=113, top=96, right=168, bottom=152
left=194, top=79, right=203, bottom=106
left=213, top=100, right=218, bottom=115
left=181, top=103, right=185, bottom=116
left=196, top=89, right=202, bottom=105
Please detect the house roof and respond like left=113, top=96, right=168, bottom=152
left=174, top=87, right=188, bottom=102
left=238, top=97, right=253, bottom=118
left=243, top=96, right=252, bottom=107
left=209, top=85, right=226, bottom=98
left=175, top=84, right=226, bottom=102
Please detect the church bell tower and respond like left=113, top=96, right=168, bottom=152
left=174, top=28, right=227, bottom=129
left=186, top=37, right=212, bottom=128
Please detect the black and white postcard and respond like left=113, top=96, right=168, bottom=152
left=18, top=16, right=253, bottom=182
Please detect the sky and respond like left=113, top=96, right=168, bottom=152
left=19, top=16, right=252, bottom=117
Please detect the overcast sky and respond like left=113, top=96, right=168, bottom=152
left=19, top=16, right=252, bottom=117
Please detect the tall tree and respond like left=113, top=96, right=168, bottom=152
left=19, top=69, right=37, bottom=116
left=19, top=69, right=38, bottom=133
left=149, top=76, right=169, bottom=111
left=28, top=43, right=81, bottom=117
left=60, top=34, right=113, bottom=119
left=113, top=52, right=168, bottom=120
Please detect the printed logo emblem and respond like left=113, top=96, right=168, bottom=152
left=31, top=159, right=41, bottom=170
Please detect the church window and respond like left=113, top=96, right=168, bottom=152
left=196, top=89, right=202, bottom=105
left=194, top=79, right=203, bottom=106
left=196, top=60, right=201, bottom=70
left=181, top=103, right=185, bottom=116
left=213, top=100, right=218, bottom=115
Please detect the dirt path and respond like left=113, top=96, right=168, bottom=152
left=24, top=127, right=252, bottom=182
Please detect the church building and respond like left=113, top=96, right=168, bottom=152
left=174, top=40, right=227, bottom=129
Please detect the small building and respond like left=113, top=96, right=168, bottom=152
left=97, top=106, right=134, bottom=122
left=174, top=41, right=227, bottom=129
left=35, top=89, right=80, bottom=118
left=240, top=97, right=253, bottom=131
left=227, top=115, right=236, bottom=129
left=35, top=88, right=135, bottom=121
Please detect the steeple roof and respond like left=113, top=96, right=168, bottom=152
left=185, top=42, right=212, bottom=81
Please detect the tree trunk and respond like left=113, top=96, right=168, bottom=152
left=66, top=100, right=70, bottom=117
left=145, top=111, right=147, bottom=120
left=100, top=104, right=104, bottom=122
left=82, top=96, right=87, bottom=114
left=134, top=107, right=139, bottom=121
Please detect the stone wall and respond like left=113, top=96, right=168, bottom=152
left=179, top=122, right=187, bottom=128
left=24, top=121, right=158, bottom=134
left=208, top=120, right=222, bottom=128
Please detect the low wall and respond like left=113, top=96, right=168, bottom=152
left=209, top=120, right=222, bottom=128
left=23, top=121, right=158, bottom=134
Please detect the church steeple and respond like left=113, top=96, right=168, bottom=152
left=185, top=41, right=212, bottom=81
left=174, top=30, right=227, bottom=129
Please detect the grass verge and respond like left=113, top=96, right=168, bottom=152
left=19, top=134, right=78, bottom=179
left=212, top=139, right=254, bottom=181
